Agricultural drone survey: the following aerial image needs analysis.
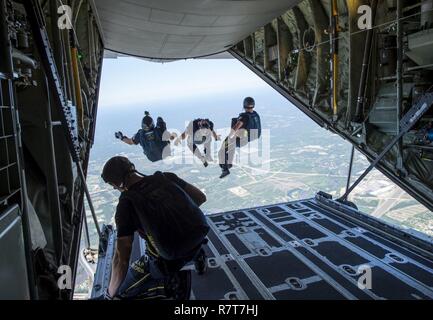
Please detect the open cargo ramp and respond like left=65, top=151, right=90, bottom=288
left=92, top=194, right=433, bottom=300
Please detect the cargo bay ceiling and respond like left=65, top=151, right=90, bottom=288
left=93, top=0, right=297, bottom=59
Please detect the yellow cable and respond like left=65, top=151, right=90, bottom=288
left=71, top=47, right=85, bottom=131
left=332, top=0, right=339, bottom=116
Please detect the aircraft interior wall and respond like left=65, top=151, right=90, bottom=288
left=0, top=0, right=103, bottom=299
left=230, top=0, right=433, bottom=212
left=1, top=0, right=433, bottom=301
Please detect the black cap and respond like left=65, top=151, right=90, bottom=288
left=243, top=97, right=255, bottom=109
left=101, top=156, right=135, bottom=187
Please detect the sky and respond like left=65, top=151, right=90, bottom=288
left=98, top=57, right=270, bottom=109
left=92, top=55, right=297, bottom=162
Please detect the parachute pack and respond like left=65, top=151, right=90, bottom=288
left=120, top=172, right=209, bottom=261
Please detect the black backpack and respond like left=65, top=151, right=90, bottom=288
left=232, top=112, right=262, bottom=141
left=120, top=172, right=209, bottom=261
left=243, top=111, right=262, bottom=141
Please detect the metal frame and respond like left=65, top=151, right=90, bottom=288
left=0, top=0, right=38, bottom=299
left=22, top=0, right=104, bottom=299
left=69, top=44, right=105, bottom=301
left=396, top=0, right=405, bottom=172
left=43, top=75, right=64, bottom=265
left=354, top=0, right=378, bottom=122
left=340, top=93, right=433, bottom=201
left=345, top=146, right=355, bottom=195
left=229, top=47, right=433, bottom=213
left=23, top=0, right=101, bottom=237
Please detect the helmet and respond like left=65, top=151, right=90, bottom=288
left=142, top=111, right=155, bottom=131
left=101, top=156, right=135, bottom=187
left=243, top=97, right=255, bottom=109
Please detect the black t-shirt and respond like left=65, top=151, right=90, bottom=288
left=187, top=119, right=214, bottom=144
left=188, top=119, right=214, bottom=135
left=132, top=128, right=170, bottom=162
left=115, top=172, right=188, bottom=239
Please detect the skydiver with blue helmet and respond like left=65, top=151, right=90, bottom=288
left=218, top=97, right=262, bottom=179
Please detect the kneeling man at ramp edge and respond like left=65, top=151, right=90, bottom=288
left=100, top=156, right=209, bottom=300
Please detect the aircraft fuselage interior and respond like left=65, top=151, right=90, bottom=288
left=0, top=0, right=433, bottom=300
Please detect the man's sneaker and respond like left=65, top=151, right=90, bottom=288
left=220, top=169, right=230, bottom=179
left=165, top=271, right=191, bottom=300
left=194, top=250, right=207, bottom=275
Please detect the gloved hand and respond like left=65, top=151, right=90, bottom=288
left=115, top=131, right=124, bottom=140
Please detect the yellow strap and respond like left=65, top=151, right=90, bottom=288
left=125, top=273, right=150, bottom=293
left=147, top=286, right=165, bottom=292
